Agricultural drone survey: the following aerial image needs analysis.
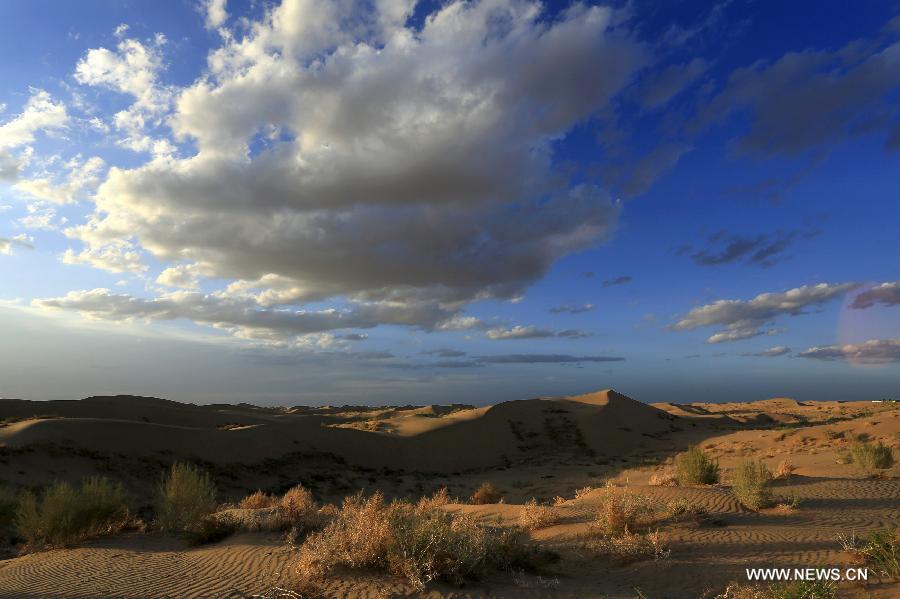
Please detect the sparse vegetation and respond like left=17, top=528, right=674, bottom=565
left=839, top=528, right=899, bottom=580
left=664, top=497, right=709, bottom=521
left=156, top=462, right=217, bottom=533
left=280, top=484, right=319, bottom=528
left=470, top=481, right=503, bottom=504
left=519, top=499, right=558, bottom=530
left=716, top=580, right=837, bottom=598
left=16, top=477, right=128, bottom=547
left=294, top=491, right=538, bottom=589
left=731, top=460, right=773, bottom=510
left=850, top=440, right=895, bottom=471
left=772, top=461, right=796, bottom=480
left=675, top=446, right=720, bottom=485
left=648, top=471, right=678, bottom=486
left=591, top=529, right=669, bottom=565
left=186, top=513, right=238, bottom=545
left=239, top=490, right=277, bottom=509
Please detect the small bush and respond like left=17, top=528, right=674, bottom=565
left=294, top=491, right=536, bottom=589
left=731, top=460, right=773, bottom=510
left=648, top=471, right=678, bottom=487
left=851, top=441, right=895, bottom=471
left=239, top=490, right=277, bottom=510
left=574, top=485, right=595, bottom=500
left=471, top=481, right=502, bottom=505
left=519, top=499, right=558, bottom=531
left=675, top=446, right=720, bottom=485
left=595, top=491, right=657, bottom=537
left=417, top=487, right=451, bottom=511
left=16, top=477, right=128, bottom=547
left=280, top=485, right=317, bottom=522
left=592, top=530, right=669, bottom=565
left=775, top=492, right=802, bottom=512
left=186, top=513, right=238, bottom=545
left=840, top=528, right=899, bottom=580
left=772, top=461, right=796, bottom=480
left=664, top=497, right=709, bottom=521
left=157, top=462, right=217, bottom=533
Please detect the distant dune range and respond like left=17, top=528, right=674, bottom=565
left=0, top=390, right=682, bottom=473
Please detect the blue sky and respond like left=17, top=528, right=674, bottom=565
left=0, top=0, right=898, bottom=405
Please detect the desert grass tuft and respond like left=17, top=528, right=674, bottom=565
left=156, top=462, right=217, bottom=533
left=731, top=460, right=773, bottom=510
left=839, top=528, right=899, bottom=580
left=16, top=477, right=128, bottom=547
left=675, top=446, right=720, bottom=485
left=850, top=440, right=895, bottom=471
left=648, top=471, right=678, bottom=486
left=595, top=490, right=657, bottom=537
left=470, top=481, right=503, bottom=505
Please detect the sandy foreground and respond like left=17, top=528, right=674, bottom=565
left=0, top=390, right=897, bottom=598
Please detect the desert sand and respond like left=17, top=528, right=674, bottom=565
left=0, top=389, right=897, bottom=598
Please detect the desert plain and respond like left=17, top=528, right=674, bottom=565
left=0, top=389, right=897, bottom=598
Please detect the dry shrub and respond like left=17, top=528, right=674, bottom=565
left=851, top=440, right=895, bottom=471
left=186, top=513, right=238, bottom=545
left=771, top=461, right=796, bottom=480
left=470, top=482, right=502, bottom=505
left=731, top=460, right=773, bottom=510
left=417, top=487, right=451, bottom=511
left=573, top=485, right=595, bottom=500
left=552, top=496, right=567, bottom=506
left=294, top=491, right=535, bottom=589
left=239, top=490, right=277, bottom=509
left=595, top=490, right=657, bottom=537
left=156, top=462, right=217, bottom=533
left=592, top=529, right=669, bottom=565
left=648, top=471, right=678, bottom=487
left=16, top=477, right=128, bottom=547
left=664, top=497, right=709, bottom=521
left=839, top=528, right=899, bottom=580
left=519, top=499, right=557, bottom=531
left=675, top=446, right=720, bottom=485
left=281, top=485, right=317, bottom=523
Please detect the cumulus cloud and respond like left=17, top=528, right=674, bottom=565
left=672, top=282, right=858, bottom=344
left=63, top=0, right=637, bottom=332
left=851, top=282, right=900, bottom=309
left=0, top=90, right=68, bottom=182
left=486, top=325, right=555, bottom=340
left=797, top=338, right=900, bottom=364
left=201, top=0, right=228, bottom=29
left=15, top=155, right=105, bottom=204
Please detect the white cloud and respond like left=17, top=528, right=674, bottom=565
left=156, top=263, right=204, bottom=289
left=486, top=325, right=555, bottom=340
left=673, top=283, right=859, bottom=344
left=741, top=345, right=791, bottom=357
left=851, top=282, right=900, bottom=309
left=202, top=0, right=229, bottom=29
left=0, top=89, right=68, bottom=150
left=15, top=155, right=105, bottom=204
left=798, top=338, right=900, bottom=364
left=61, top=240, right=146, bottom=274
left=0, top=234, right=34, bottom=255
left=60, top=0, right=637, bottom=339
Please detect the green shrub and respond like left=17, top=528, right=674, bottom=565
left=15, top=477, right=128, bottom=546
left=851, top=441, right=895, bottom=471
left=675, top=446, right=720, bottom=485
left=731, top=460, right=773, bottom=510
left=157, top=462, right=217, bottom=533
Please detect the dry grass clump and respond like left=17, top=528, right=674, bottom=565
left=591, top=529, right=669, bottom=565
left=573, top=485, right=595, bottom=500
left=850, top=440, right=895, bottom=471
left=470, top=481, right=503, bottom=505
left=839, top=528, right=899, bottom=580
left=519, top=499, right=558, bottom=531
left=417, top=487, right=451, bottom=511
left=16, top=477, right=128, bottom=547
left=294, top=491, right=536, bottom=589
left=731, top=460, right=773, bottom=510
left=595, top=490, right=658, bottom=537
left=664, top=497, right=709, bottom=522
left=772, top=461, right=796, bottom=480
left=280, top=485, right=317, bottom=524
left=239, top=490, right=278, bottom=510
left=716, top=580, right=837, bottom=599
left=648, top=471, right=678, bottom=487
left=675, top=446, right=720, bottom=485
left=156, top=462, right=217, bottom=533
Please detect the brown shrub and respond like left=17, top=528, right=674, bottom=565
left=239, top=490, right=277, bottom=510
left=519, top=499, right=558, bottom=531
left=771, top=461, right=796, bottom=480
left=470, top=482, right=503, bottom=505
left=648, top=471, right=678, bottom=487
left=595, top=490, right=657, bottom=537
